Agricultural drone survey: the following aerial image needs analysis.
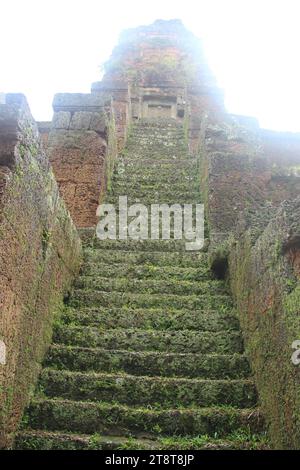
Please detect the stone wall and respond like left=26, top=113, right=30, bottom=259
left=44, top=93, right=118, bottom=228
left=201, top=113, right=300, bottom=448
left=91, top=81, right=130, bottom=151
left=201, top=117, right=270, bottom=246
left=0, top=94, right=82, bottom=448
left=262, top=129, right=300, bottom=205
left=228, top=198, right=300, bottom=449
left=201, top=116, right=300, bottom=247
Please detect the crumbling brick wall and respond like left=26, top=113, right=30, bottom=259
left=201, top=117, right=270, bottom=245
left=44, top=93, right=118, bottom=228
left=0, top=94, right=82, bottom=448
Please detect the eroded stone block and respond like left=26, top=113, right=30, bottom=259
left=52, top=111, right=71, bottom=129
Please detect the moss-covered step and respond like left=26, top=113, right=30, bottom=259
left=80, top=262, right=211, bottom=281
left=14, top=430, right=157, bottom=450
left=45, top=345, right=251, bottom=379
left=16, top=119, right=264, bottom=450
left=108, top=181, right=199, bottom=196
left=38, top=369, right=257, bottom=408
left=74, top=276, right=227, bottom=297
left=113, top=171, right=196, bottom=186
left=23, top=399, right=264, bottom=437
left=125, top=139, right=186, bottom=147
left=81, top=237, right=204, bottom=253
left=124, top=141, right=188, bottom=150
left=15, top=429, right=270, bottom=450
left=83, top=248, right=208, bottom=268
left=69, top=290, right=232, bottom=311
left=60, top=306, right=239, bottom=331
left=115, top=160, right=197, bottom=174
left=104, top=194, right=201, bottom=206
left=53, top=326, right=243, bottom=353
left=117, top=150, right=191, bottom=161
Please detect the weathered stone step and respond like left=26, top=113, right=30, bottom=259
left=117, top=159, right=196, bottom=170
left=69, top=290, right=232, bottom=311
left=134, top=119, right=184, bottom=128
left=96, top=208, right=201, bottom=226
left=81, top=261, right=210, bottom=281
left=129, top=133, right=185, bottom=141
left=104, top=185, right=202, bottom=201
left=24, top=399, right=264, bottom=437
left=45, top=345, right=251, bottom=379
left=111, top=176, right=197, bottom=188
left=15, top=429, right=269, bottom=450
left=105, top=193, right=200, bottom=205
left=80, top=236, right=205, bottom=253
left=38, top=369, right=257, bottom=408
left=124, top=144, right=187, bottom=153
left=83, top=247, right=207, bottom=268
left=128, top=134, right=185, bottom=141
left=131, top=124, right=184, bottom=131
left=14, top=430, right=157, bottom=450
left=127, top=130, right=185, bottom=136
left=126, top=135, right=187, bottom=142
left=60, top=306, right=239, bottom=331
left=114, top=167, right=195, bottom=181
left=119, top=150, right=189, bottom=160
left=53, top=326, right=243, bottom=353
left=113, top=164, right=195, bottom=177
left=127, top=134, right=186, bottom=139
left=108, top=180, right=198, bottom=194
left=74, top=276, right=226, bottom=296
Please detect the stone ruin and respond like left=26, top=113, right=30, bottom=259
left=0, top=19, right=299, bottom=449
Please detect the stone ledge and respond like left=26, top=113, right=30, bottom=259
left=53, top=93, right=111, bottom=112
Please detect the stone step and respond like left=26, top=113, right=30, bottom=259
left=134, top=119, right=184, bottom=128
left=130, top=124, right=185, bottom=131
left=15, top=430, right=156, bottom=450
left=132, top=128, right=184, bottom=135
left=111, top=167, right=197, bottom=180
left=129, top=132, right=185, bottom=139
left=15, top=429, right=269, bottom=450
left=45, top=345, right=251, bottom=379
left=107, top=191, right=200, bottom=203
left=119, top=149, right=189, bottom=159
left=104, top=194, right=201, bottom=205
left=69, top=290, right=232, bottom=311
left=108, top=180, right=198, bottom=194
left=38, top=369, right=258, bottom=408
left=24, top=398, right=264, bottom=437
left=74, top=276, right=226, bottom=296
left=60, top=306, right=239, bottom=331
left=80, top=236, right=206, bottom=253
left=80, top=261, right=211, bottom=281
left=83, top=247, right=208, bottom=268
left=53, top=326, right=243, bottom=353
left=114, top=168, right=195, bottom=182
left=116, top=158, right=196, bottom=170
left=123, top=145, right=187, bottom=154
left=128, top=134, right=185, bottom=141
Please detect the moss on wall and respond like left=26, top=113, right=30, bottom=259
left=228, top=199, right=300, bottom=448
left=0, top=94, right=82, bottom=448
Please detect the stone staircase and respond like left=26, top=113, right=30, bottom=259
left=16, top=119, right=267, bottom=450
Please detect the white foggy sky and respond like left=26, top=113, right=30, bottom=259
left=1, top=0, right=300, bottom=131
